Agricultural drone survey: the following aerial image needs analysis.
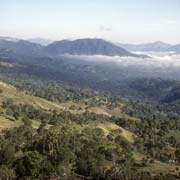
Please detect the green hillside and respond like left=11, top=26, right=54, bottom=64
left=0, top=81, right=179, bottom=180
left=0, top=81, right=135, bottom=141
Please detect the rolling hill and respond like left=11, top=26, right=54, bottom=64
left=0, top=37, right=148, bottom=58
left=0, top=39, right=42, bottom=56
left=45, top=38, right=147, bottom=57
left=116, top=41, right=172, bottom=52
left=169, top=44, right=180, bottom=53
left=0, top=80, right=179, bottom=179
left=0, top=80, right=135, bottom=142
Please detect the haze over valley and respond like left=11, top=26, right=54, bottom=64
left=0, top=0, right=180, bottom=180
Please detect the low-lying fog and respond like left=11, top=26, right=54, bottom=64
left=65, top=52, right=180, bottom=68
left=64, top=52, right=180, bottom=81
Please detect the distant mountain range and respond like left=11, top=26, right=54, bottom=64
left=168, top=44, right=180, bottom=53
left=116, top=41, right=180, bottom=52
left=0, top=37, right=148, bottom=58
left=0, top=36, right=179, bottom=57
left=0, top=36, right=20, bottom=42
left=0, top=39, right=42, bottom=56
left=44, top=38, right=148, bottom=57
left=28, top=38, right=53, bottom=46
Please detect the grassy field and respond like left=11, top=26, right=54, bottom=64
left=0, top=81, right=65, bottom=111
left=0, top=81, right=138, bottom=145
left=0, top=81, right=120, bottom=116
left=0, top=115, right=41, bottom=130
left=141, top=160, right=179, bottom=175
left=0, top=115, right=20, bottom=129
left=95, top=122, right=135, bottom=143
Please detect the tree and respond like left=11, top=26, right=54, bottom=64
left=0, top=165, right=16, bottom=180
left=15, top=151, right=45, bottom=178
left=175, top=148, right=180, bottom=164
left=0, top=141, right=15, bottom=165
left=22, top=118, right=32, bottom=127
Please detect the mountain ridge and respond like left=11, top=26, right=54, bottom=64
left=0, top=37, right=148, bottom=58
left=116, top=41, right=172, bottom=52
left=44, top=38, right=148, bottom=57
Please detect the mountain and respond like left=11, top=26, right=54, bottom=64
left=0, top=36, right=20, bottom=42
left=44, top=38, right=148, bottom=57
left=0, top=39, right=43, bottom=56
left=117, top=41, right=172, bottom=52
left=0, top=37, right=148, bottom=58
left=168, top=44, right=180, bottom=53
left=28, top=38, right=53, bottom=46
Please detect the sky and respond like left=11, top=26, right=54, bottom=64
left=0, top=0, right=180, bottom=43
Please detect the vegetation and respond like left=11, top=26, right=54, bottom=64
left=0, top=86, right=179, bottom=179
left=0, top=56, right=180, bottom=179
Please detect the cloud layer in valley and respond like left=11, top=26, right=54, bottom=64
left=65, top=52, right=180, bottom=68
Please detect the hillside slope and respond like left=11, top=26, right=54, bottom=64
left=0, top=81, right=135, bottom=141
left=117, top=41, right=172, bottom=52
left=0, top=81, right=179, bottom=179
left=0, top=81, right=64, bottom=111
left=44, top=38, right=148, bottom=57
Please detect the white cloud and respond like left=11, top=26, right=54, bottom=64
left=64, top=52, right=180, bottom=69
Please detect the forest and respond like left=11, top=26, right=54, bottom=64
left=0, top=45, right=180, bottom=180
left=0, top=81, right=180, bottom=179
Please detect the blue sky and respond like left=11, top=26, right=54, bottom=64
left=0, top=0, right=180, bottom=43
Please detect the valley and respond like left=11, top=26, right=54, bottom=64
left=1, top=0, right=180, bottom=179
left=0, top=75, right=179, bottom=179
left=0, top=37, right=179, bottom=180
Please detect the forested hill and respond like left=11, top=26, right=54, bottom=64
left=0, top=38, right=148, bottom=57
left=0, top=80, right=180, bottom=180
left=0, top=37, right=180, bottom=180
left=44, top=38, right=147, bottom=57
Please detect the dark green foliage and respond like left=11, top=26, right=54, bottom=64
left=0, top=140, right=15, bottom=165
left=1, top=100, right=51, bottom=122
left=0, top=165, right=16, bottom=180
left=0, top=56, right=180, bottom=179
left=0, top=110, right=179, bottom=180
left=15, top=151, right=46, bottom=178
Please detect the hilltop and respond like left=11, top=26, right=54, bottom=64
left=44, top=38, right=147, bottom=57
left=0, top=37, right=148, bottom=57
